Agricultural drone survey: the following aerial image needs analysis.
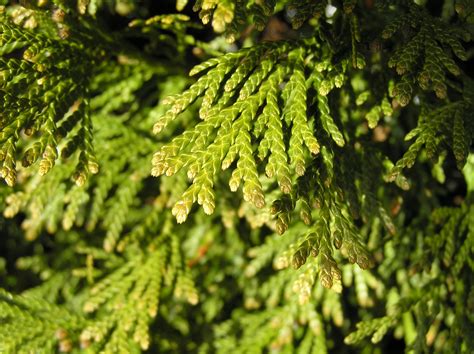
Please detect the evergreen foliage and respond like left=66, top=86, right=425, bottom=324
left=0, top=0, right=473, bottom=353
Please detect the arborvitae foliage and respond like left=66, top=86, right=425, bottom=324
left=0, top=0, right=473, bottom=353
